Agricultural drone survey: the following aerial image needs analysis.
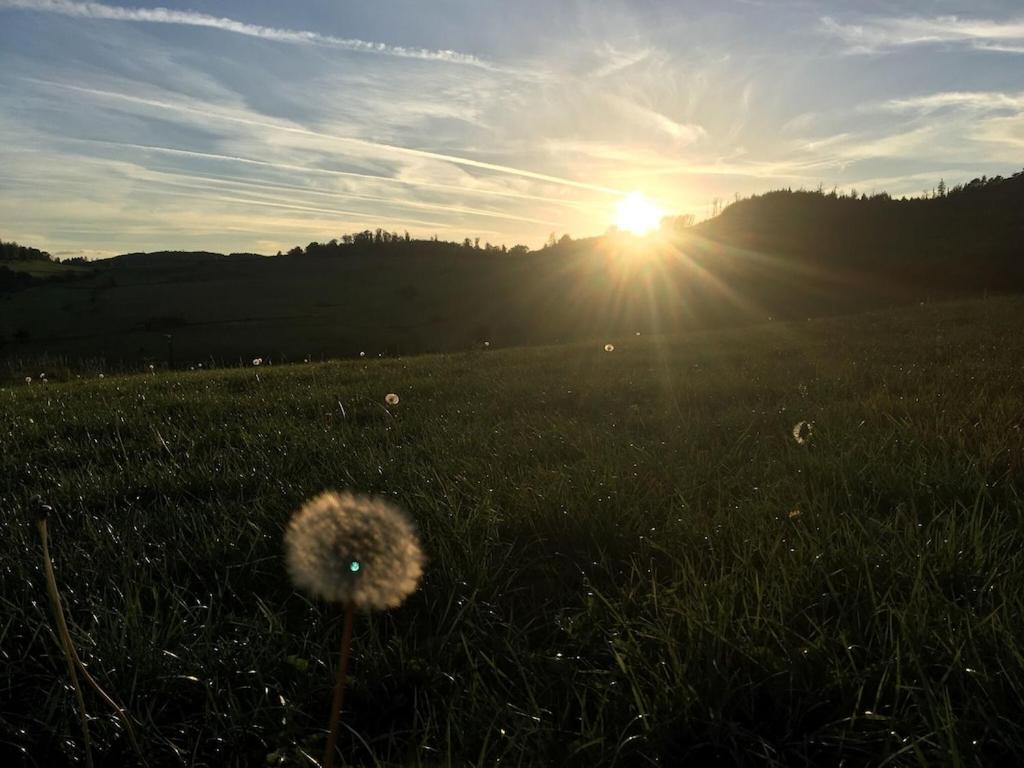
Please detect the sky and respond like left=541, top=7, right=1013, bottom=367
left=1, top=0, right=1023, bottom=258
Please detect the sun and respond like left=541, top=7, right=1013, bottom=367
left=614, top=192, right=664, bottom=235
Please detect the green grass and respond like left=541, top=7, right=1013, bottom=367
left=1, top=259, right=89, bottom=278
left=2, top=296, right=1024, bottom=766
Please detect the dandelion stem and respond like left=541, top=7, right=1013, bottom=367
left=324, top=602, right=355, bottom=768
left=37, top=519, right=94, bottom=768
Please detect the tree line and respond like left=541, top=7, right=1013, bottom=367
left=0, top=239, right=52, bottom=262
left=276, top=229, right=536, bottom=259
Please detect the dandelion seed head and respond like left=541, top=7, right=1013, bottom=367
left=284, top=491, right=424, bottom=609
left=24, top=376, right=31, bottom=384
left=792, top=420, right=814, bottom=444
left=604, top=344, right=615, bottom=352
left=385, top=393, right=400, bottom=406
left=253, top=358, right=263, bottom=367
left=360, top=352, right=366, bottom=358
left=99, top=373, right=105, bottom=379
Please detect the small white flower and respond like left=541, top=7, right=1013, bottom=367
left=483, top=341, right=490, bottom=347
left=604, top=344, right=615, bottom=352
left=253, top=358, right=263, bottom=367
left=24, top=376, right=31, bottom=385
left=385, top=393, right=400, bottom=406
left=359, top=351, right=366, bottom=358
left=98, top=373, right=105, bottom=379
left=792, top=421, right=814, bottom=445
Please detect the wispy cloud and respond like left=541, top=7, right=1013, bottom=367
left=61, top=137, right=592, bottom=209
left=0, top=0, right=491, bottom=66
left=869, top=91, right=1024, bottom=114
left=25, top=78, right=621, bottom=196
left=820, top=14, right=1024, bottom=55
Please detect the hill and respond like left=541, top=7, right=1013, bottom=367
left=693, top=170, right=1024, bottom=295
left=2, top=169, right=1022, bottom=369
left=3, top=296, right=1023, bottom=765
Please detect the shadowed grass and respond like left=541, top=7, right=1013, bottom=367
left=1, top=296, right=1023, bottom=766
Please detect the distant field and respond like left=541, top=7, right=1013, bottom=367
left=0, top=259, right=89, bottom=278
left=0, top=241, right=957, bottom=373
left=2, top=296, right=1024, bottom=766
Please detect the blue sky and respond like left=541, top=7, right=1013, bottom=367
left=2, top=0, right=1023, bottom=257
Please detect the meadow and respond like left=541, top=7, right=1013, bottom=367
left=2, top=295, right=1024, bottom=766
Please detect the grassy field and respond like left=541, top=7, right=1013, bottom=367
left=2, top=296, right=1024, bottom=766
left=0, top=259, right=89, bottom=278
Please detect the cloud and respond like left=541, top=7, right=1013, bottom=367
left=60, top=137, right=593, bottom=209
left=820, top=14, right=1024, bottom=54
left=869, top=91, right=1024, bottom=114
left=0, top=0, right=489, bottom=66
left=25, top=78, right=621, bottom=196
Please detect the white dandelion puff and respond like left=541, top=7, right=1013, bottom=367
left=285, top=491, right=424, bottom=766
left=24, top=376, right=31, bottom=385
left=285, top=491, right=424, bottom=610
left=98, top=373, right=105, bottom=379
left=359, top=351, right=366, bottom=358
left=792, top=420, right=814, bottom=445
left=253, top=358, right=263, bottom=367
left=604, top=344, right=615, bottom=352
left=483, top=341, right=490, bottom=348
left=385, top=393, right=400, bottom=406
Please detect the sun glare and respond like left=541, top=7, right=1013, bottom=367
left=614, top=192, right=664, bottom=236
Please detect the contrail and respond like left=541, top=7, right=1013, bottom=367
left=152, top=188, right=452, bottom=230
left=28, top=78, right=622, bottom=196
left=0, top=0, right=488, bottom=66
left=63, top=136, right=597, bottom=208
left=133, top=168, right=562, bottom=226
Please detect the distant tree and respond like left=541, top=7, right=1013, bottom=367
left=508, top=244, right=529, bottom=257
left=0, top=239, right=52, bottom=262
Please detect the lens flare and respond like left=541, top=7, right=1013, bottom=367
left=614, top=192, right=664, bottom=235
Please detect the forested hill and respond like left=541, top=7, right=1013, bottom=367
left=691, top=170, right=1024, bottom=292
left=0, top=239, right=52, bottom=262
